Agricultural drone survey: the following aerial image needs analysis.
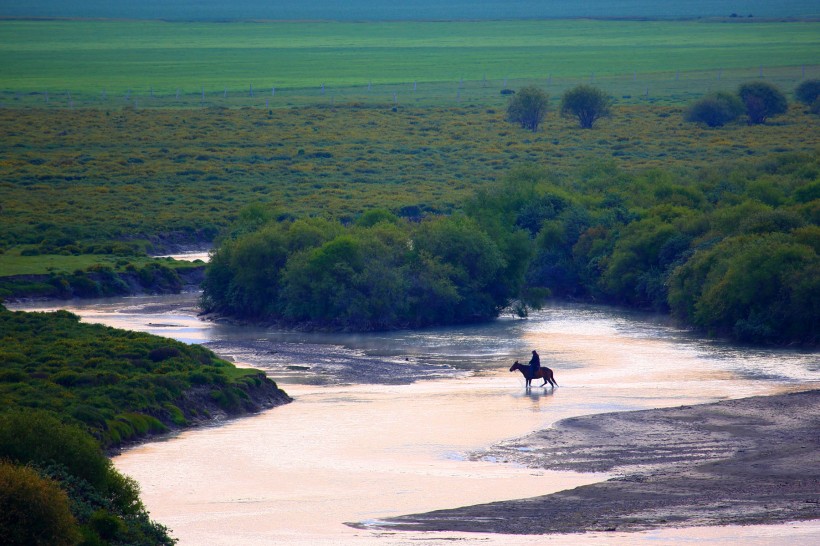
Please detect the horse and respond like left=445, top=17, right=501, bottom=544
left=510, top=361, right=558, bottom=389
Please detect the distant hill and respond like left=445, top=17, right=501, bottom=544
left=3, top=0, right=818, bottom=22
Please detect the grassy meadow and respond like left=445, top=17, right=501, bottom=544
left=0, top=19, right=817, bottom=107
left=2, top=103, right=819, bottom=252
left=0, top=17, right=818, bottom=278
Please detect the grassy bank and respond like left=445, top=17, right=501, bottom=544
left=0, top=305, right=291, bottom=544
left=0, top=305, right=291, bottom=448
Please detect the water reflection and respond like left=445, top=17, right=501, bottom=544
left=10, top=293, right=819, bottom=545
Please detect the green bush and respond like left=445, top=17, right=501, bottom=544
left=738, top=81, right=788, bottom=124
left=0, top=462, right=81, bottom=546
left=205, top=214, right=515, bottom=329
left=685, top=92, right=744, bottom=127
left=0, top=410, right=110, bottom=490
left=560, top=84, right=612, bottom=129
left=507, top=86, right=549, bottom=132
left=794, top=79, right=820, bottom=106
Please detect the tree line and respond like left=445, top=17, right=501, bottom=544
left=507, top=79, right=820, bottom=132
left=202, top=210, right=524, bottom=330
left=203, top=151, right=818, bottom=344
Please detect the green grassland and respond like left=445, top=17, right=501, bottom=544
left=0, top=18, right=818, bottom=287
left=2, top=103, right=818, bottom=252
left=0, top=19, right=817, bottom=107
left=0, top=252, right=200, bottom=277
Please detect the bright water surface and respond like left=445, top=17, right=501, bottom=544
left=12, top=291, right=819, bottom=545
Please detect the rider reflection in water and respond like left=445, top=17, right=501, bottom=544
left=529, top=350, right=540, bottom=379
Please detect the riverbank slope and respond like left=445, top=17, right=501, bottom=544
left=0, top=305, right=292, bottom=450
left=356, top=389, right=819, bottom=534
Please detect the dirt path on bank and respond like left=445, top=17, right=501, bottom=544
left=352, top=389, right=820, bottom=535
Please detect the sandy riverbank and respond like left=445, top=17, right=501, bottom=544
left=355, top=389, right=819, bottom=535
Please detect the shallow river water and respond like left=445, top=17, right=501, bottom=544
left=13, top=293, right=819, bottom=545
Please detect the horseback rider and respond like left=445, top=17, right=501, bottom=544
left=528, top=350, right=540, bottom=379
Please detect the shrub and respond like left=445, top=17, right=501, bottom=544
left=148, top=346, right=182, bottom=362
left=0, top=462, right=81, bottom=546
left=560, top=84, right=612, bottom=129
left=738, top=81, right=788, bottom=124
left=507, top=86, right=549, bottom=132
left=794, top=79, right=820, bottom=106
left=685, top=92, right=745, bottom=127
left=0, top=410, right=110, bottom=490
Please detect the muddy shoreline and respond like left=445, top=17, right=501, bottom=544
left=354, top=389, right=820, bottom=534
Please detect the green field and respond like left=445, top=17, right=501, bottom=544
left=0, top=19, right=817, bottom=106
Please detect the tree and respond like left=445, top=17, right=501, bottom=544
left=0, top=463, right=81, bottom=546
left=507, top=86, right=549, bottom=132
left=794, top=79, right=820, bottom=106
left=738, top=81, right=787, bottom=124
left=560, top=84, right=612, bottom=129
left=795, top=79, right=820, bottom=114
left=684, top=91, right=744, bottom=127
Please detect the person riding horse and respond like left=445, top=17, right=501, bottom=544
left=528, top=350, right=540, bottom=380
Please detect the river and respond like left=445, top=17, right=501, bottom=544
left=11, top=292, right=819, bottom=545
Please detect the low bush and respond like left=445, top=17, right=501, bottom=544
left=0, top=462, right=81, bottom=546
left=685, top=92, right=744, bottom=127
left=794, top=79, right=820, bottom=106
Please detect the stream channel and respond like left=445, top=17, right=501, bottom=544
left=12, top=287, right=819, bottom=545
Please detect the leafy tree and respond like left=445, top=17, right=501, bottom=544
left=0, top=462, right=81, bottom=546
left=507, top=86, right=549, bottom=132
left=560, top=84, right=612, bottom=129
left=356, top=208, right=399, bottom=227
left=412, top=215, right=507, bottom=321
left=668, top=234, right=818, bottom=343
left=684, top=91, right=745, bottom=127
left=738, top=81, right=788, bottom=124
left=794, top=79, right=820, bottom=106
left=0, top=410, right=110, bottom=490
left=0, top=410, right=177, bottom=545
left=602, top=217, right=678, bottom=309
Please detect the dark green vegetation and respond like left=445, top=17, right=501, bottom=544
left=202, top=214, right=522, bottom=329
left=685, top=91, right=745, bottom=127
left=205, top=152, right=819, bottom=344
left=738, top=81, right=789, bottom=124
left=560, top=85, right=612, bottom=129
left=0, top=306, right=290, bottom=447
left=795, top=79, right=820, bottom=110
left=506, top=86, right=550, bottom=132
left=0, top=411, right=175, bottom=545
left=0, top=257, right=203, bottom=301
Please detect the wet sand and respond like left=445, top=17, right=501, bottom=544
left=360, top=389, right=820, bottom=534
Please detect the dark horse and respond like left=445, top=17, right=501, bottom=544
left=510, top=361, right=558, bottom=389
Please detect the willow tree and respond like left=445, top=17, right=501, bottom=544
left=560, top=84, right=612, bottom=129
left=507, top=86, right=549, bottom=132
